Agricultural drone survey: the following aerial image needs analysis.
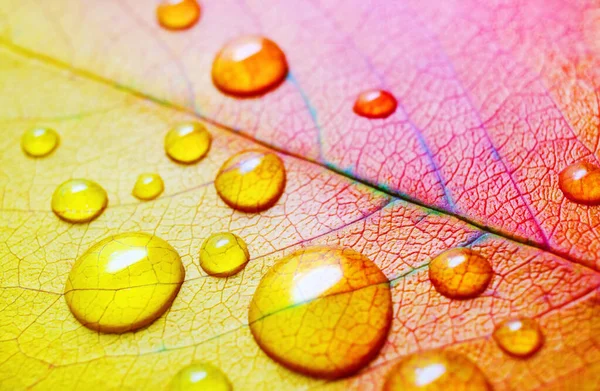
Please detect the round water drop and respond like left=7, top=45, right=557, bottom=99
left=169, top=362, right=232, bottom=391
left=51, top=179, right=108, bottom=223
left=132, top=173, right=164, bottom=200
left=212, top=36, right=288, bottom=97
left=21, top=127, right=59, bottom=157
left=559, top=161, right=600, bottom=205
left=353, top=89, right=398, bottom=119
left=157, top=0, right=201, bottom=30
left=165, top=122, right=211, bottom=164
left=383, top=350, right=492, bottom=391
left=493, top=318, right=543, bottom=358
left=215, top=150, right=285, bottom=212
left=428, top=248, right=493, bottom=300
left=64, top=232, right=184, bottom=333
left=248, top=247, right=392, bottom=379
left=200, top=232, right=249, bottom=277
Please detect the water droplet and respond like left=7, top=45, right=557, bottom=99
left=383, top=350, right=492, bottom=391
left=51, top=179, right=108, bottom=223
left=132, top=173, right=164, bottom=201
left=199, top=232, right=249, bottom=277
left=64, top=232, right=185, bottom=333
left=559, top=161, right=600, bottom=205
left=156, top=0, right=201, bottom=30
left=212, top=36, right=288, bottom=97
left=165, top=122, right=211, bottom=164
left=493, top=318, right=543, bottom=358
left=248, top=247, right=392, bottom=379
left=215, top=150, right=285, bottom=212
left=353, top=90, right=398, bottom=119
left=169, top=362, right=232, bottom=391
left=21, top=127, right=59, bottom=157
left=428, top=248, right=493, bottom=300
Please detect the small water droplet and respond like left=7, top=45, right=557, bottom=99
left=249, top=247, right=392, bottom=379
left=212, top=36, right=288, bottom=97
left=428, top=248, right=493, bottom=300
left=493, top=318, right=543, bottom=358
left=559, top=161, right=600, bottom=205
left=21, top=127, right=59, bottom=157
left=215, top=150, right=285, bottom=212
left=383, top=350, right=492, bottom=391
left=132, top=173, right=164, bottom=200
left=157, top=0, right=201, bottom=30
left=199, top=232, right=249, bottom=277
left=169, top=362, right=231, bottom=391
left=51, top=179, right=108, bottom=223
left=165, top=122, right=211, bottom=164
left=353, top=90, right=397, bottom=119
left=64, top=232, right=184, bottom=333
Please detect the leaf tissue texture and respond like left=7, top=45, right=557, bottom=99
left=0, top=0, right=599, bottom=390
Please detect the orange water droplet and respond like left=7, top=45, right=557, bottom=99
left=559, top=161, right=600, bottom=205
left=383, top=350, right=492, bottom=391
left=215, top=150, right=285, bottom=212
left=165, top=122, right=211, bottom=164
left=212, top=36, right=288, bottom=97
left=493, top=318, right=543, bottom=358
left=51, top=179, right=108, bottom=223
left=169, top=362, right=231, bottom=391
left=199, top=232, right=250, bottom=277
left=428, top=248, right=493, bottom=300
left=157, top=0, right=201, bottom=30
left=353, top=90, right=397, bottom=119
left=248, top=247, right=392, bottom=379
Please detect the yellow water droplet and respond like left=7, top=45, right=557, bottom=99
left=51, top=179, right=108, bottom=223
left=21, top=127, right=59, bottom=157
left=165, top=122, right=211, bottom=164
left=212, top=35, right=288, bottom=97
left=199, top=232, right=249, bottom=277
left=169, top=362, right=232, bottom=391
left=383, top=350, right=492, bottom=391
left=64, top=232, right=185, bottom=333
left=132, top=173, right=164, bottom=200
left=428, top=248, right=493, bottom=300
left=493, top=318, right=543, bottom=358
left=249, top=247, right=392, bottom=379
left=215, top=150, right=285, bottom=212
left=559, top=161, right=600, bottom=205
left=157, top=0, right=201, bottom=30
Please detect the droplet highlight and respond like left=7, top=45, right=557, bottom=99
left=215, top=150, right=285, bottom=212
left=21, top=127, right=59, bottom=157
left=248, top=247, right=392, bottom=379
left=353, top=90, right=398, bottom=119
left=383, top=350, right=492, bottom=391
left=200, top=232, right=249, bottom=277
left=132, top=173, right=164, bottom=200
left=165, top=122, right=211, bottom=164
left=51, top=179, right=108, bottom=223
left=157, top=0, right=201, bottom=30
left=64, top=232, right=185, bottom=333
left=169, top=362, right=232, bottom=391
left=212, top=36, right=288, bottom=97
left=559, top=161, right=600, bottom=205
left=428, top=248, right=493, bottom=300
left=493, top=318, right=543, bottom=358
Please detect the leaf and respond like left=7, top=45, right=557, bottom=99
left=0, top=1, right=599, bottom=390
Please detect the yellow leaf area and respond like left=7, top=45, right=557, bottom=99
left=0, top=44, right=599, bottom=391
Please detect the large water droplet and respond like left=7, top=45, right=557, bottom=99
left=64, top=232, right=184, bottom=333
left=169, top=362, right=231, bottom=391
left=353, top=90, right=397, bottom=119
left=165, top=122, right=211, bottom=164
left=428, top=248, right=493, bottom=300
left=559, top=161, right=600, bottom=205
left=156, top=0, right=201, bottom=30
left=215, top=150, right=285, bottom=212
left=200, top=232, right=249, bottom=277
left=51, top=179, right=108, bottom=223
left=132, top=173, right=164, bottom=201
left=248, top=247, right=392, bottom=379
left=212, top=36, right=288, bottom=97
left=493, top=318, right=543, bottom=358
left=383, top=350, right=492, bottom=391
left=21, top=127, right=59, bottom=157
